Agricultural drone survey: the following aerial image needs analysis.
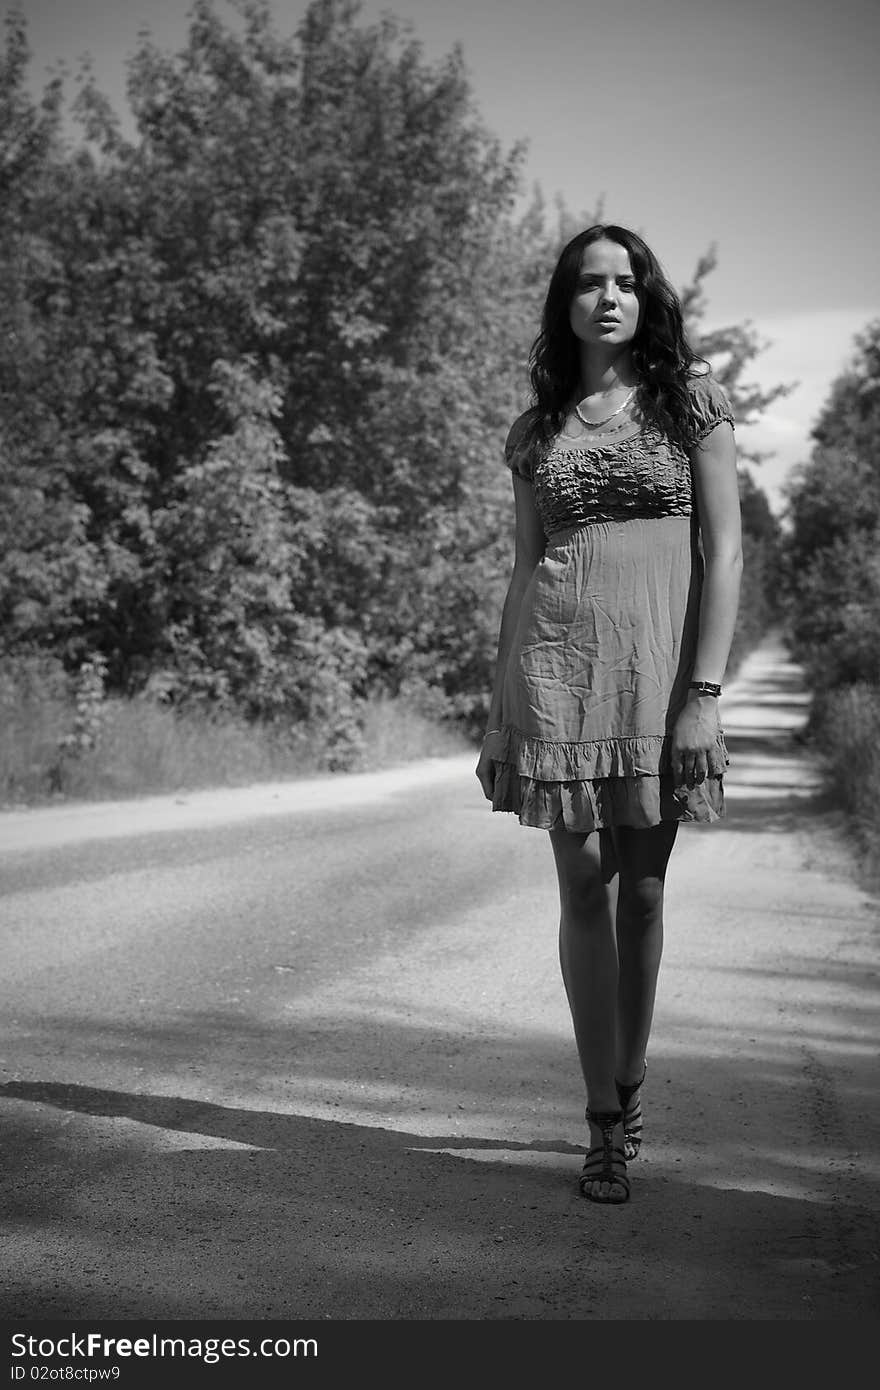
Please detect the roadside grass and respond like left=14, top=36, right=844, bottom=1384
left=811, top=681, right=880, bottom=890
left=355, top=693, right=472, bottom=770
left=0, top=623, right=770, bottom=812
left=0, top=684, right=471, bottom=810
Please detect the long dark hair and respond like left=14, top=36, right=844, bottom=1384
left=528, top=223, right=709, bottom=448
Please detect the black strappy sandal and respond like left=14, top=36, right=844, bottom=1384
left=580, top=1108, right=630, bottom=1204
left=615, top=1061, right=646, bottom=1161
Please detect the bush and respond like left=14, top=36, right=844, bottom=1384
left=809, top=681, right=880, bottom=886
left=0, top=656, right=472, bottom=807
left=0, top=653, right=72, bottom=804
left=727, top=531, right=780, bottom=680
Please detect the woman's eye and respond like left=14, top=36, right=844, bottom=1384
left=578, top=280, right=636, bottom=292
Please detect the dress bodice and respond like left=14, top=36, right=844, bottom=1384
left=503, top=372, right=736, bottom=539
left=532, top=427, right=693, bottom=536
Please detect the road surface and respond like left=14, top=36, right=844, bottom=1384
left=0, top=634, right=878, bottom=1321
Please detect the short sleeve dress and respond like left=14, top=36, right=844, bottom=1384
left=492, top=373, right=735, bottom=831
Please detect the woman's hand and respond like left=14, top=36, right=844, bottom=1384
left=475, top=730, right=505, bottom=801
left=670, top=696, right=722, bottom=789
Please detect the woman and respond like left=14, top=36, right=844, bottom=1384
left=475, top=224, right=742, bottom=1205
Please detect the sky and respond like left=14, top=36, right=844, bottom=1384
left=12, top=0, right=880, bottom=514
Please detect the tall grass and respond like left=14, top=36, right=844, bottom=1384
left=0, top=659, right=470, bottom=809
left=356, top=694, right=471, bottom=770
left=811, top=682, right=880, bottom=888
left=2, top=616, right=774, bottom=812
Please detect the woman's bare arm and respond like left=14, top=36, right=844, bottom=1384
left=671, top=419, right=743, bottom=787
left=476, top=472, right=545, bottom=798
left=690, top=419, right=743, bottom=684
left=485, top=473, right=545, bottom=729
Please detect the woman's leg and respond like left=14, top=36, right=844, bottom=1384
left=550, top=819, right=679, bottom=1199
left=549, top=826, right=620, bottom=1112
left=612, top=820, right=679, bottom=1087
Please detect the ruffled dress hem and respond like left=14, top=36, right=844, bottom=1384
left=490, top=724, right=729, bottom=830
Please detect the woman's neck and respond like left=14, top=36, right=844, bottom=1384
left=577, top=345, right=637, bottom=397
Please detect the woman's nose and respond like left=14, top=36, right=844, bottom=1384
left=600, top=280, right=618, bottom=304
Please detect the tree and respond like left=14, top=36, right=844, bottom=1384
left=781, top=319, right=880, bottom=879
left=783, top=318, right=880, bottom=691
left=0, top=10, right=104, bottom=669
left=0, top=0, right=788, bottom=762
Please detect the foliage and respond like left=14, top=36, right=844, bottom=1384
left=782, top=318, right=880, bottom=693
left=679, top=246, right=787, bottom=677
left=812, top=682, right=880, bottom=887
left=681, top=242, right=795, bottom=469
left=782, top=318, right=880, bottom=881
left=0, top=0, right=785, bottom=793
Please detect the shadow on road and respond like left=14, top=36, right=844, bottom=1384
left=1, top=1031, right=878, bottom=1322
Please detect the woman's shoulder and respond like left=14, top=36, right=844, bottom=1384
left=505, top=407, right=541, bottom=456
left=684, top=369, right=736, bottom=441
left=504, top=407, right=542, bottom=478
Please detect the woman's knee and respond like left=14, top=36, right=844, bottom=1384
left=614, top=822, right=677, bottom=920
left=559, top=870, right=609, bottom=919
left=550, top=832, right=610, bottom=919
left=618, top=875, right=665, bottom=921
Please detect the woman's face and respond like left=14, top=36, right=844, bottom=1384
left=569, top=239, right=642, bottom=349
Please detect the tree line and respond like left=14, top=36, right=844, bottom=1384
left=782, top=319, right=880, bottom=877
left=1, top=0, right=785, bottom=777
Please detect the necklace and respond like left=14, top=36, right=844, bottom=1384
left=558, top=412, right=642, bottom=449
left=575, top=386, right=636, bottom=430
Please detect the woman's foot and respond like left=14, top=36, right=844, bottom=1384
left=615, top=1061, right=646, bottom=1161
left=580, top=1109, right=630, bottom=1203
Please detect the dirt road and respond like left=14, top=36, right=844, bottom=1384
left=0, top=633, right=877, bottom=1321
